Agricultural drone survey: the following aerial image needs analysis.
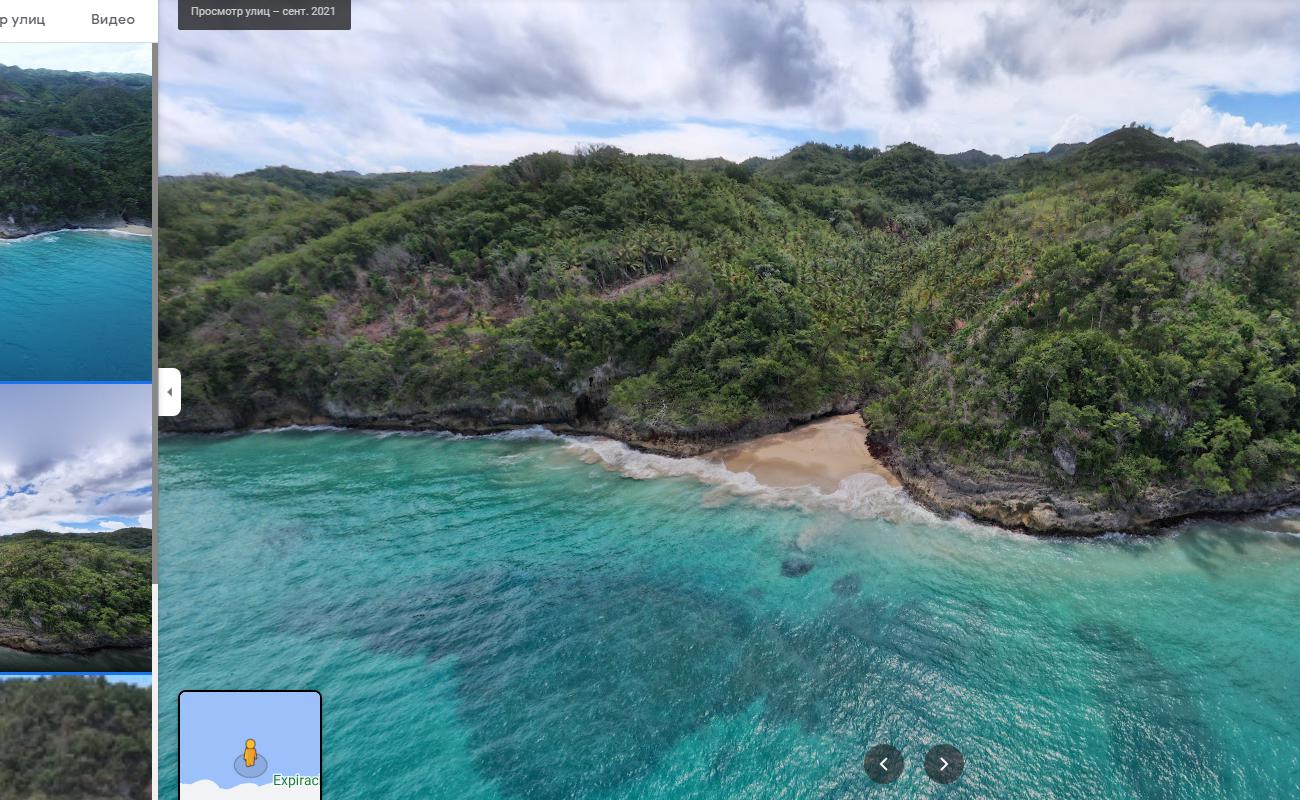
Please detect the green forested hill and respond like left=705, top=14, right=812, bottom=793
left=159, top=128, right=1300, bottom=531
left=0, top=64, right=151, bottom=233
left=864, top=169, right=1300, bottom=528
left=0, top=529, right=151, bottom=649
left=0, top=676, right=149, bottom=800
left=158, top=163, right=487, bottom=292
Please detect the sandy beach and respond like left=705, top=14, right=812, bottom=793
left=709, top=413, right=899, bottom=492
left=113, top=224, right=153, bottom=236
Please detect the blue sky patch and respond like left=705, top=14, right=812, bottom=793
left=57, top=515, right=142, bottom=533
left=1208, top=91, right=1300, bottom=131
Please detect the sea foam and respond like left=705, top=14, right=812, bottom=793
left=562, top=435, right=995, bottom=532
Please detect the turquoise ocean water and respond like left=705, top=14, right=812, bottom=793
left=159, top=430, right=1300, bottom=799
left=0, top=230, right=151, bottom=380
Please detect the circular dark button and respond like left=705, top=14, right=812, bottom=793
left=923, top=744, right=964, bottom=784
left=863, top=744, right=904, bottom=784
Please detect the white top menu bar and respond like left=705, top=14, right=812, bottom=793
left=0, top=0, right=157, bottom=43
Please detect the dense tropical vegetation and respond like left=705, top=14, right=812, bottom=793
left=0, top=528, right=151, bottom=647
left=0, top=676, right=149, bottom=800
left=160, top=128, right=1300, bottom=527
left=0, top=63, right=151, bottom=231
left=866, top=167, right=1300, bottom=503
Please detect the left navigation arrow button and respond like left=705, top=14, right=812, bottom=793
left=159, top=367, right=182, bottom=416
left=864, top=744, right=904, bottom=784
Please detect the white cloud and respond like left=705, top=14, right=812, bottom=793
left=181, top=780, right=319, bottom=800
left=161, top=95, right=791, bottom=174
left=0, top=440, right=152, bottom=533
left=1165, top=103, right=1297, bottom=146
left=158, top=1, right=1300, bottom=172
left=0, top=385, right=151, bottom=535
left=1051, top=114, right=1100, bottom=146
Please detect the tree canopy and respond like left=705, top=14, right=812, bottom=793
left=159, top=128, right=1300, bottom=514
left=0, top=528, right=151, bottom=645
left=0, top=63, right=151, bottom=228
left=0, top=676, right=149, bottom=800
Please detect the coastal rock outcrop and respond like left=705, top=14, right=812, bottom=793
left=0, top=623, right=150, bottom=655
left=868, top=433, right=1300, bottom=535
left=163, top=393, right=864, bottom=459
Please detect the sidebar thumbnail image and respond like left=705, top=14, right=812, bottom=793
left=0, top=673, right=151, bottom=799
left=0, top=43, right=152, bottom=382
left=0, top=383, right=152, bottom=672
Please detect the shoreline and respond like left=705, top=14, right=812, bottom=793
left=869, top=436, right=1300, bottom=536
left=0, top=629, right=151, bottom=657
left=0, top=223, right=153, bottom=241
left=708, top=414, right=898, bottom=493
left=164, top=412, right=1300, bottom=537
left=111, top=224, right=154, bottom=236
left=0, top=641, right=151, bottom=657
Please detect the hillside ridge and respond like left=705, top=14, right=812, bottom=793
left=0, top=62, right=151, bottom=237
left=159, top=128, right=1300, bottom=534
left=0, top=528, right=152, bottom=654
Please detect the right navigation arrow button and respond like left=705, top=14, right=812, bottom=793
left=924, top=744, right=964, bottom=784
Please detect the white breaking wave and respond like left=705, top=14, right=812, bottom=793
left=363, top=429, right=463, bottom=440
left=562, top=435, right=991, bottom=531
left=231, top=424, right=1002, bottom=532
left=819, top=471, right=958, bottom=527
left=249, top=424, right=559, bottom=441
left=251, top=425, right=347, bottom=434
left=1249, top=505, right=1300, bottom=526
left=0, top=227, right=150, bottom=244
left=322, top=426, right=555, bottom=441
left=1191, top=505, right=1300, bottom=538
left=485, top=425, right=563, bottom=441
left=564, top=436, right=766, bottom=490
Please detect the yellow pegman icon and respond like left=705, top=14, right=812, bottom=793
left=243, top=739, right=257, bottom=768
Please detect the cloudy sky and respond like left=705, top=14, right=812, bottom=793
left=0, top=384, right=152, bottom=535
left=160, top=0, right=1300, bottom=175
